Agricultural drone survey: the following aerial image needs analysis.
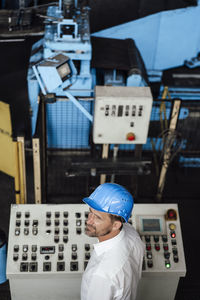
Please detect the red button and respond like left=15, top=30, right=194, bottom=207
left=163, top=245, right=168, bottom=251
left=126, top=132, right=135, bottom=141
left=155, top=244, right=160, bottom=251
left=146, top=244, right=151, bottom=251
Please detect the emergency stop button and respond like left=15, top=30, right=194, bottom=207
left=126, top=132, right=135, bottom=141
left=165, top=209, right=177, bottom=221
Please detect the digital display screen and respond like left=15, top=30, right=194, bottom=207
left=142, top=218, right=161, bottom=232
left=40, top=246, right=55, bottom=254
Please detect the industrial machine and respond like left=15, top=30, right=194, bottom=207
left=7, top=203, right=186, bottom=300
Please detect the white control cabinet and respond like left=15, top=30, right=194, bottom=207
left=7, top=204, right=186, bottom=300
left=93, top=86, right=153, bottom=144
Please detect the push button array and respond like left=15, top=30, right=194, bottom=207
left=143, top=234, right=175, bottom=269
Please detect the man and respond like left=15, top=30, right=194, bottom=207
left=81, top=183, right=145, bottom=300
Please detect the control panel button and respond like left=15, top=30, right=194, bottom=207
left=163, top=244, right=169, bottom=251
left=46, top=220, right=51, bottom=226
left=32, top=245, right=37, bottom=252
left=23, top=245, right=28, bottom=252
left=63, top=220, right=68, bottom=226
left=85, top=252, right=90, bottom=260
left=76, top=228, right=81, bottom=235
left=63, top=228, right=68, bottom=235
left=57, top=262, right=65, bottom=271
left=31, top=254, right=37, bottom=261
left=46, top=212, right=51, bottom=218
left=146, top=243, right=151, bottom=251
left=43, top=262, right=51, bottom=272
left=147, top=252, right=152, bottom=259
left=55, top=212, right=60, bottom=218
left=25, top=212, right=30, bottom=218
left=54, top=236, right=59, bottom=243
left=147, top=260, right=153, bottom=268
left=63, top=211, right=68, bottom=218
left=58, top=244, right=64, bottom=252
left=76, top=220, right=82, bottom=226
left=16, top=220, right=21, bottom=227
left=164, top=252, right=170, bottom=259
left=16, top=212, right=21, bottom=218
left=145, top=236, right=150, bottom=243
left=13, top=254, right=19, bottom=261
left=171, top=239, right=177, bottom=246
left=63, top=236, right=68, bottom=243
left=166, top=209, right=177, bottom=221
left=22, top=253, right=28, bottom=261
left=162, top=235, right=168, bottom=243
left=154, top=235, right=159, bottom=243
left=20, top=263, right=28, bottom=272
left=15, top=229, right=20, bottom=236
left=14, top=245, right=19, bottom=252
left=58, top=253, right=64, bottom=260
left=72, top=244, right=77, bottom=252
left=70, top=262, right=78, bottom=271
left=155, top=244, right=160, bottom=251
left=54, top=228, right=59, bottom=235
left=165, top=261, right=171, bottom=269
left=54, top=219, right=60, bottom=226
left=29, top=262, right=38, bottom=272
left=24, top=220, right=30, bottom=227
left=32, top=228, right=38, bottom=235
left=72, top=252, right=77, bottom=260
left=85, top=244, right=90, bottom=251
left=174, top=256, right=179, bottom=263
left=24, top=228, right=29, bottom=235
left=33, top=220, right=38, bottom=227
left=169, top=223, right=176, bottom=230
left=126, top=132, right=135, bottom=141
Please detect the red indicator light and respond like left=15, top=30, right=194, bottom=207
left=171, top=232, right=176, bottom=238
left=126, top=132, right=135, bottom=141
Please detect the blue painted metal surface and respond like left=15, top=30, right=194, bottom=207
left=0, top=244, right=6, bottom=284
left=179, top=156, right=200, bottom=167
left=160, top=85, right=200, bottom=101
left=92, top=4, right=200, bottom=71
left=46, top=100, right=92, bottom=148
left=0, top=229, right=7, bottom=284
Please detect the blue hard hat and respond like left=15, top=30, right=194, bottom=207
left=83, top=183, right=134, bottom=222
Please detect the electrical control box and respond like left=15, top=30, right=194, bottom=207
left=93, top=86, right=153, bottom=144
left=7, top=204, right=186, bottom=300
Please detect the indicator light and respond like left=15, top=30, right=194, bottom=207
left=171, top=232, right=176, bottom=238
left=169, top=223, right=176, bottom=230
left=126, top=132, right=135, bottom=141
left=165, top=262, right=171, bottom=269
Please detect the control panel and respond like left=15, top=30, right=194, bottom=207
left=93, top=86, right=153, bottom=144
left=7, top=204, right=186, bottom=300
left=7, top=205, right=96, bottom=276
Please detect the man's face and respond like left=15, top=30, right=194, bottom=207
left=85, top=207, right=114, bottom=238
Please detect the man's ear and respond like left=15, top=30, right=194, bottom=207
left=113, top=220, right=122, bottom=231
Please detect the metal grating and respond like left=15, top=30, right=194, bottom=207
left=46, top=100, right=92, bottom=149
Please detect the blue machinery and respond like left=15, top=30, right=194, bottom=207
left=27, top=0, right=200, bottom=165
